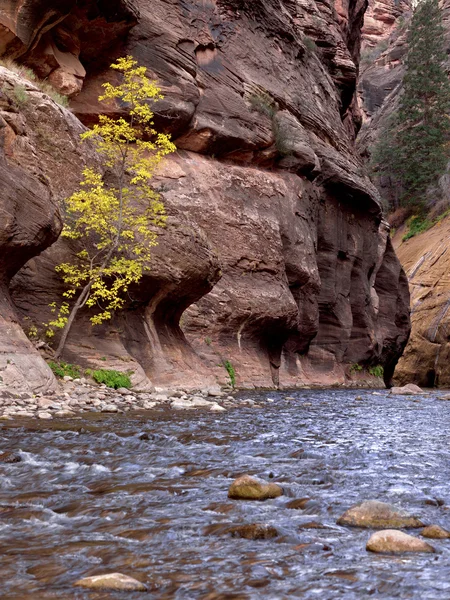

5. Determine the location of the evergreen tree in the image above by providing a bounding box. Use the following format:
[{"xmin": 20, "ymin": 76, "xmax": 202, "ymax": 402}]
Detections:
[{"xmin": 372, "ymin": 0, "xmax": 450, "ymax": 212}]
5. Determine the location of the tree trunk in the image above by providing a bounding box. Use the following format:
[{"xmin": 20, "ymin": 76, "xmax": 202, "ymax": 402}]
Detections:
[{"xmin": 54, "ymin": 282, "xmax": 92, "ymax": 360}]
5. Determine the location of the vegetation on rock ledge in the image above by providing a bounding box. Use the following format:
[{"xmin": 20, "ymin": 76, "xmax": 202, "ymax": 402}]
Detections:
[{"xmin": 371, "ymin": 0, "xmax": 450, "ymax": 220}]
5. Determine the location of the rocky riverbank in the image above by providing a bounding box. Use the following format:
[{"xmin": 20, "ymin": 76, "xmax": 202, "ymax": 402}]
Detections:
[{"xmin": 1, "ymin": 388, "xmax": 450, "ymax": 598}]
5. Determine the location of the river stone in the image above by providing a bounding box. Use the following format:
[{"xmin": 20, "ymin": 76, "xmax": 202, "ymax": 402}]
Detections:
[
  {"xmin": 390, "ymin": 384, "xmax": 423, "ymax": 396},
  {"xmin": 228, "ymin": 475, "xmax": 283, "ymax": 500},
  {"xmin": 229, "ymin": 524, "xmax": 279, "ymax": 540},
  {"xmin": 101, "ymin": 404, "xmax": 119, "ymax": 413},
  {"xmin": 74, "ymin": 573, "xmax": 147, "ymax": 591},
  {"xmin": 0, "ymin": 451, "xmax": 21, "ymax": 463},
  {"xmin": 171, "ymin": 397, "xmax": 214, "ymax": 410},
  {"xmin": 366, "ymin": 530, "xmax": 435, "ymax": 554},
  {"xmin": 421, "ymin": 524, "xmax": 450, "ymax": 539},
  {"xmin": 337, "ymin": 500, "xmax": 424, "ymax": 528},
  {"xmin": 286, "ymin": 497, "xmax": 311, "ymax": 510},
  {"xmin": 37, "ymin": 411, "xmax": 53, "ymax": 420},
  {"xmin": 210, "ymin": 403, "xmax": 227, "ymax": 412}
]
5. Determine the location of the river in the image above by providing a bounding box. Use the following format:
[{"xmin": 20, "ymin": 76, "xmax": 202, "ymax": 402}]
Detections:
[{"xmin": 0, "ymin": 389, "xmax": 449, "ymax": 599}]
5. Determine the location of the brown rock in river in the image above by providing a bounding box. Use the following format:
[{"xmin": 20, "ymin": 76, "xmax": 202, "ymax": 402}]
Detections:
[
  {"xmin": 366, "ymin": 530, "xmax": 435, "ymax": 554},
  {"xmin": 337, "ymin": 500, "xmax": 424, "ymax": 528},
  {"xmin": 421, "ymin": 525, "xmax": 450, "ymax": 539},
  {"xmin": 74, "ymin": 573, "xmax": 147, "ymax": 591},
  {"xmin": 0, "ymin": 451, "xmax": 21, "ymax": 463},
  {"xmin": 286, "ymin": 498, "xmax": 312, "ymax": 510},
  {"xmin": 229, "ymin": 524, "xmax": 279, "ymax": 540},
  {"xmin": 228, "ymin": 475, "xmax": 283, "ymax": 501},
  {"xmin": 390, "ymin": 384, "xmax": 423, "ymax": 396}
]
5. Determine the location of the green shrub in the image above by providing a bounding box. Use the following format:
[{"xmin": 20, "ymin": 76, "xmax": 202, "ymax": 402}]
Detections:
[
  {"xmin": 402, "ymin": 215, "xmax": 432, "ymax": 241},
  {"xmin": 303, "ymin": 36, "xmax": 317, "ymax": 53},
  {"xmin": 48, "ymin": 361, "xmax": 81, "ymax": 379},
  {"xmin": 350, "ymin": 363, "xmax": 363, "ymax": 374},
  {"xmin": 224, "ymin": 360, "xmax": 236, "ymax": 388},
  {"xmin": 368, "ymin": 365, "xmax": 384, "ymax": 378},
  {"xmin": 13, "ymin": 84, "xmax": 28, "ymax": 105},
  {"xmin": 87, "ymin": 369, "xmax": 132, "ymax": 389},
  {"xmin": 0, "ymin": 58, "xmax": 69, "ymax": 107},
  {"xmin": 248, "ymin": 91, "xmax": 277, "ymax": 119}
]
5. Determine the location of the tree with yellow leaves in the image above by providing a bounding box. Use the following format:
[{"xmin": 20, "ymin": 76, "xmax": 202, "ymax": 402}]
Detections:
[{"xmin": 49, "ymin": 56, "xmax": 176, "ymax": 359}]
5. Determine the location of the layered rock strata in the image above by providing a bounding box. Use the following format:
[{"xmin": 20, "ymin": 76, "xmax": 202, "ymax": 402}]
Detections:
[
  {"xmin": 393, "ymin": 217, "xmax": 450, "ymax": 387},
  {"xmin": 0, "ymin": 0, "xmax": 410, "ymax": 390}
]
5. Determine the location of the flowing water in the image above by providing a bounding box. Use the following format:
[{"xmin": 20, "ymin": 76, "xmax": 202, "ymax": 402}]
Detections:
[{"xmin": 1, "ymin": 389, "xmax": 450, "ymax": 599}]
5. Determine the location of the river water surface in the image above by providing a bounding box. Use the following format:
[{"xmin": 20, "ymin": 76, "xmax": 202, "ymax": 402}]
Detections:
[{"xmin": 1, "ymin": 389, "xmax": 450, "ymax": 599}]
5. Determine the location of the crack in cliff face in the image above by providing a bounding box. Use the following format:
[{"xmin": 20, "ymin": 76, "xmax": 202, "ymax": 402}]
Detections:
[{"xmin": 0, "ymin": 0, "xmax": 411, "ymax": 390}]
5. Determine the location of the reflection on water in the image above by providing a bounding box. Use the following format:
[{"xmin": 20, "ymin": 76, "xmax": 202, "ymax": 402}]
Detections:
[{"xmin": 0, "ymin": 389, "xmax": 450, "ymax": 598}]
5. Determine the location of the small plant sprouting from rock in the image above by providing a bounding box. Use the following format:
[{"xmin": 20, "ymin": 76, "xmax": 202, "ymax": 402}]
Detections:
[
  {"xmin": 369, "ymin": 365, "xmax": 384, "ymax": 378},
  {"xmin": 224, "ymin": 360, "xmax": 236, "ymax": 388},
  {"xmin": 303, "ymin": 36, "xmax": 317, "ymax": 54},
  {"xmin": 13, "ymin": 84, "xmax": 28, "ymax": 106},
  {"xmin": 349, "ymin": 363, "xmax": 363, "ymax": 374},
  {"xmin": 48, "ymin": 361, "xmax": 81, "ymax": 379},
  {"xmin": 86, "ymin": 369, "xmax": 132, "ymax": 389},
  {"xmin": 0, "ymin": 58, "xmax": 69, "ymax": 107},
  {"xmin": 247, "ymin": 90, "xmax": 278, "ymax": 119},
  {"xmin": 205, "ymin": 337, "xmax": 212, "ymax": 346}
]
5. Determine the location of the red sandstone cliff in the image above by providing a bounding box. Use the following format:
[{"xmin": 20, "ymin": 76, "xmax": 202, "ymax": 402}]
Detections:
[{"xmin": 0, "ymin": 0, "xmax": 410, "ymax": 391}]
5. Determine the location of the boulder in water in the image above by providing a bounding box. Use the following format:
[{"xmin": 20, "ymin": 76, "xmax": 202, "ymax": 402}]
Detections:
[
  {"xmin": 366, "ymin": 530, "xmax": 435, "ymax": 554},
  {"xmin": 74, "ymin": 573, "xmax": 147, "ymax": 591},
  {"xmin": 286, "ymin": 498, "xmax": 312, "ymax": 510},
  {"xmin": 421, "ymin": 524, "xmax": 450, "ymax": 539},
  {"xmin": 337, "ymin": 500, "xmax": 423, "ymax": 528},
  {"xmin": 228, "ymin": 475, "xmax": 283, "ymax": 500},
  {"xmin": 229, "ymin": 523, "xmax": 279, "ymax": 540},
  {"xmin": 390, "ymin": 384, "xmax": 423, "ymax": 396},
  {"xmin": 0, "ymin": 451, "xmax": 21, "ymax": 463}
]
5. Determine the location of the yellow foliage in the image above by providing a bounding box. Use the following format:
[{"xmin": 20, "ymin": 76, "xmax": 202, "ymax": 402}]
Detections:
[{"xmin": 50, "ymin": 56, "xmax": 175, "ymax": 335}]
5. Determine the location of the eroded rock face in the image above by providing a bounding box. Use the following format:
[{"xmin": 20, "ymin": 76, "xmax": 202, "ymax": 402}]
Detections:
[
  {"xmin": 362, "ymin": 0, "xmax": 411, "ymax": 49},
  {"xmin": 392, "ymin": 217, "xmax": 450, "ymax": 387},
  {"xmin": 0, "ymin": 67, "xmax": 64, "ymax": 392},
  {"xmin": 0, "ymin": 0, "xmax": 138, "ymax": 96},
  {"xmin": 3, "ymin": 0, "xmax": 410, "ymax": 391}
]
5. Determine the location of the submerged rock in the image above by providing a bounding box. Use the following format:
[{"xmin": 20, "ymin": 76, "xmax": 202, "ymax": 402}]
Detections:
[
  {"xmin": 74, "ymin": 573, "xmax": 147, "ymax": 591},
  {"xmin": 390, "ymin": 384, "xmax": 423, "ymax": 396},
  {"xmin": 337, "ymin": 500, "xmax": 424, "ymax": 528},
  {"xmin": 366, "ymin": 530, "xmax": 435, "ymax": 554},
  {"xmin": 229, "ymin": 524, "xmax": 279, "ymax": 540},
  {"xmin": 421, "ymin": 524, "xmax": 450, "ymax": 539},
  {"xmin": 0, "ymin": 451, "xmax": 21, "ymax": 463},
  {"xmin": 286, "ymin": 498, "xmax": 312, "ymax": 510},
  {"xmin": 298, "ymin": 521, "xmax": 328, "ymax": 529},
  {"xmin": 228, "ymin": 475, "xmax": 283, "ymax": 500}
]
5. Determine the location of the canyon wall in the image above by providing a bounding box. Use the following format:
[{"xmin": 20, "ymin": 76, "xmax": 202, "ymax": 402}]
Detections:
[
  {"xmin": 0, "ymin": 0, "xmax": 410, "ymax": 391},
  {"xmin": 358, "ymin": 0, "xmax": 450, "ymax": 387}
]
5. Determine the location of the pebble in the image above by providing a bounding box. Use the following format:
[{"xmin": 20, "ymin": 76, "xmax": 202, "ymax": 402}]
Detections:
[
  {"xmin": 210, "ymin": 403, "xmax": 227, "ymax": 412},
  {"xmin": 421, "ymin": 524, "xmax": 450, "ymax": 539},
  {"xmin": 37, "ymin": 411, "xmax": 53, "ymax": 420},
  {"xmin": 74, "ymin": 573, "xmax": 147, "ymax": 591},
  {"xmin": 228, "ymin": 475, "xmax": 283, "ymax": 500},
  {"xmin": 366, "ymin": 530, "xmax": 435, "ymax": 554},
  {"xmin": 337, "ymin": 500, "xmax": 423, "ymax": 529}
]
